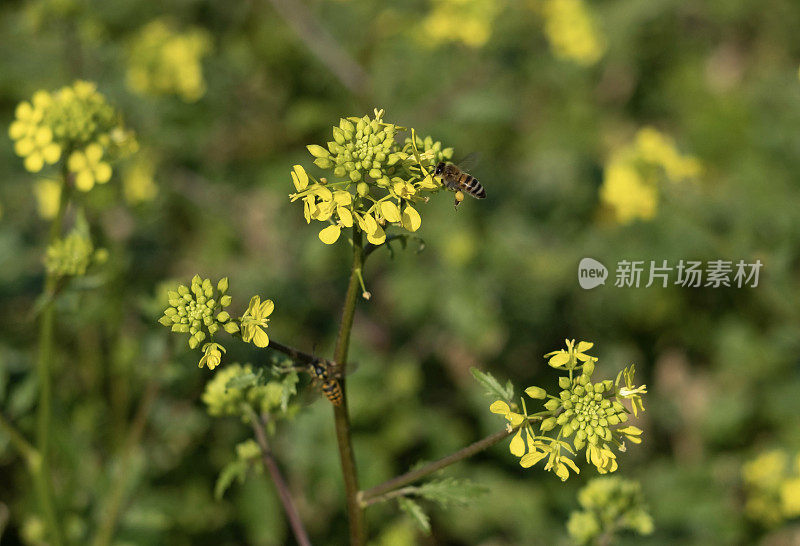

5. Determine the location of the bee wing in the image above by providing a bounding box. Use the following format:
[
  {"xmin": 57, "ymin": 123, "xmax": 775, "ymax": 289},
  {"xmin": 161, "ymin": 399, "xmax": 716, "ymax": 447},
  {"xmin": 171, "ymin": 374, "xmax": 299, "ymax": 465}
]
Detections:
[{"xmin": 455, "ymin": 152, "xmax": 482, "ymax": 171}]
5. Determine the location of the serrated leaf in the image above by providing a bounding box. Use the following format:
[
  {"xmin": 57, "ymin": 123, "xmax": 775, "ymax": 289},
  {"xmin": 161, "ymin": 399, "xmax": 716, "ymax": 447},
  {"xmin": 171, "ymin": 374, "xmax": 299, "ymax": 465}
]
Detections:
[
  {"xmin": 417, "ymin": 478, "xmax": 488, "ymax": 508},
  {"xmin": 225, "ymin": 372, "xmax": 258, "ymax": 391},
  {"xmin": 398, "ymin": 497, "xmax": 430, "ymax": 534},
  {"xmin": 214, "ymin": 460, "xmax": 248, "ymax": 500},
  {"xmin": 470, "ymin": 367, "xmax": 514, "ymax": 402},
  {"xmin": 280, "ymin": 371, "xmax": 299, "ymax": 412}
]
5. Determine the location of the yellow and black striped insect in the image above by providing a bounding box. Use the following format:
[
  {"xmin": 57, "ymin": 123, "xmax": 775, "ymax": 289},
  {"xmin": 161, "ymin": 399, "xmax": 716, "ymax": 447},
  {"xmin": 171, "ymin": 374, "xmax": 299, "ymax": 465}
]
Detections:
[
  {"xmin": 308, "ymin": 359, "xmax": 343, "ymax": 406},
  {"xmin": 433, "ymin": 159, "xmax": 486, "ymax": 208}
]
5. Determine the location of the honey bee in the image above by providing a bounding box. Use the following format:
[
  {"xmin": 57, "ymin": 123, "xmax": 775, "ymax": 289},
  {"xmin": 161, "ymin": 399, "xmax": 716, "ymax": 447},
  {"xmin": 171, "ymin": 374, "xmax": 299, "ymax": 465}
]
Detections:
[
  {"xmin": 433, "ymin": 159, "xmax": 486, "ymax": 208},
  {"xmin": 308, "ymin": 359, "xmax": 343, "ymax": 406}
]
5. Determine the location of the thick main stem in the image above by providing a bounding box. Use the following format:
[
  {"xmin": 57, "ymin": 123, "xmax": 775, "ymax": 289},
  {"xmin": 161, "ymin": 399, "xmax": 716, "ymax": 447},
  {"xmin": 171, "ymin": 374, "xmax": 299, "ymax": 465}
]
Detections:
[
  {"xmin": 249, "ymin": 410, "xmax": 312, "ymax": 546},
  {"xmin": 34, "ymin": 169, "xmax": 71, "ymax": 546},
  {"xmin": 332, "ymin": 228, "xmax": 366, "ymax": 545}
]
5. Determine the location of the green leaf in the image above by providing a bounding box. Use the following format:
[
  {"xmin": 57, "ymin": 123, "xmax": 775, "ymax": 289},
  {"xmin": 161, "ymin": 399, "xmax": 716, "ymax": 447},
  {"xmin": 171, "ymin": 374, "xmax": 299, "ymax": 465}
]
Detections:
[
  {"xmin": 214, "ymin": 460, "xmax": 248, "ymax": 500},
  {"xmin": 417, "ymin": 478, "xmax": 488, "ymax": 508},
  {"xmin": 280, "ymin": 371, "xmax": 299, "ymax": 412},
  {"xmin": 398, "ymin": 497, "xmax": 431, "ymax": 534},
  {"xmin": 470, "ymin": 367, "xmax": 514, "ymax": 402}
]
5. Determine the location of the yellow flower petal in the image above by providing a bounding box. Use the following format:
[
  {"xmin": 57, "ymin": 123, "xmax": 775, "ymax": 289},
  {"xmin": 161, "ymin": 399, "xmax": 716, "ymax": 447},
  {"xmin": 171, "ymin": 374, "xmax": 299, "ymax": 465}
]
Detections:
[
  {"xmin": 319, "ymin": 224, "xmax": 341, "ymax": 244},
  {"xmin": 509, "ymin": 429, "xmax": 525, "ymax": 457},
  {"xmin": 252, "ymin": 327, "xmax": 270, "ymax": 348},
  {"xmin": 401, "ymin": 205, "xmax": 421, "ymax": 232},
  {"xmin": 291, "ymin": 165, "xmax": 308, "ymax": 191},
  {"xmin": 337, "ymin": 206, "xmax": 353, "ymax": 227},
  {"xmin": 489, "ymin": 400, "xmax": 510, "ymax": 415},
  {"xmin": 42, "ymin": 143, "xmax": 62, "ymax": 164},
  {"xmin": 94, "ymin": 162, "xmax": 112, "ymax": 184},
  {"xmin": 85, "ymin": 143, "xmax": 104, "ymax": 163},
  {"xmin": 75, "ymin": 170, "xmax": 95, "ymax": 191},
  {"xmin": 548, "ymin": 352, "xmax": 570, "ymax": 367},
  {"xmin": 258, "ymin": 299, "xmax": 274, "ymax": 318},
  {"xmin": 24, "ymin": 153, "xmax": 44, "ymax": 173},
  {"xmin": 68, "ymin": 151, "xmax": 87, "ymax": 172},
  {"xmin": 379, "ymin": 201, "xmax": 401, "ymax": 223},
  {"xmin": 520, "ymin": 450, "xmax": 548, "ymax": 468},
  {"xmin": 366, "ymin": 222, "xmax": 386, "ymax": 245}
]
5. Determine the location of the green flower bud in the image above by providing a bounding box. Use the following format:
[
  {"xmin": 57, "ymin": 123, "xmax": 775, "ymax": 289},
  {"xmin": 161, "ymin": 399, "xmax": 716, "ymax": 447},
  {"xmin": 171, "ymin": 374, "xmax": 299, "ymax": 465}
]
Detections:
[
  {"xmin": 357, "ymin": 182, "xmax": 369, "ymax": 197},
  {"xmin": 314, "ymin": 157, "xmax": 332, "ymax": 169},
  {"xmin": 307, "ymin": 144, "xmax": 330, "ymax": 158},
  {"xmin": 541, "ymin": 417, "xmax": 557, "ymax": 432},
  {"xmin": 525, "ymin": 386, "xmax": 547, "ymax": 399},
  {"xmin": 544, "ymin": 398, "xmax": 561, "ymax": 411},
  {"xmin": 559, "ymin": 377, "xmax": 572, "ymax": 389}
]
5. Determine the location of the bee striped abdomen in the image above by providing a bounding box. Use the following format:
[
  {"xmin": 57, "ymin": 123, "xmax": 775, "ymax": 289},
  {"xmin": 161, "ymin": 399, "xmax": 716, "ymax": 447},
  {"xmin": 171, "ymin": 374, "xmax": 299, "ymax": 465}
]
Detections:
[
  {"xmin": 460, "ymin": 174, "xmax": 486, "ymax": 199},
  {"xmin": 321, "ymin": 380, "xmax": 343, "ymax": 405}
]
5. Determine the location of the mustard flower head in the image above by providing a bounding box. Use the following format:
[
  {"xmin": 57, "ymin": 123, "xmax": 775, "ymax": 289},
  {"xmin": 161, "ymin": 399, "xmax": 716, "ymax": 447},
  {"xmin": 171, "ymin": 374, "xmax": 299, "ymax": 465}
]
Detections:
[
  {"xmin": 487, "ymin": 339, "xmax": 647, "ymax": 480},
  {"xmin": 8, "ymin": 81, "xmax": 136, "ymax": 186},
  {"xmin": 539, "ymin": 0, "xmax": 606, "ymax": 66},
  {"xmin": 600, "ymin": 127, "xmax": 702, "ymax": 223},
  {"xmin": 126, "ymin": 19, "xmax": 212, "ymax": 102},
  {"xmin": 567, "ymin": 477, "xmax": 653, "ymax": 545},
  {"xmin": 290, "ymin": 109, "xmax": 454, "ymax": 245},
  {"xmin": 742, "ymin": 449, "xmax": 800, "ymax": 527},
  {"xmin": 240, "ymin": 295, "xmax": 273, "ymax": 348},
  {"xmin": 159, "ymin": 275, "xmax": 239, "ymax": 349},
  {"xmin": 418, "ymin": 0, "xmax": 501, "ymax": 48}
]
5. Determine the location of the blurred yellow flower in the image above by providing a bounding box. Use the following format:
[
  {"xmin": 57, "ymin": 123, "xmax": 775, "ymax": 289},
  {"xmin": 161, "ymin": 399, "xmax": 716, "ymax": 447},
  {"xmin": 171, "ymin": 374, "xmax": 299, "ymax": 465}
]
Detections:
[
  {"xmin": 34, "ymin": 179, "xmax": 61, "ymax": 219},
  {"xmin": 123, "ymin": 154, "xmax": 158, "ymax": 204},
  {"xmin": 9, "ymin": 93, "xmax": 61, "ymax": 173},
  {"xmin": 127, "ymin": 19, "xmax": 211, "ymax": 102},
  {"xmin": 600, "ymin": 127, "xmax": 701, "ymax": 224},
  {"xmin": 419, "ymin": 0, "xmax": 500, "ymax": 48},
  {"xmin": 68, "ymin": 143, "xmax": 112, "ymax": 191},
  {"xmin": 540, "ymin": 0, "xmax": 606, "ymax": 66}
]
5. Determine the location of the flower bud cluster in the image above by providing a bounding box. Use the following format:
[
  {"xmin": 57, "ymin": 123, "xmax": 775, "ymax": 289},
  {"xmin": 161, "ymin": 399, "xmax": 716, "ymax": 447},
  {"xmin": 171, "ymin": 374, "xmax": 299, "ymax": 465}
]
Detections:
[
  {"xmin": 290, "ymin": 109, "xmax": 454, "ymax": 245},
  {"xmin": 490, "ymin": 339, "xmax": 646, "ymax": 480},
  {"xmin": 44, "ymin": 213, "xmax": 107, "ymax": 277},
  {"xmin": 567, "ymin": 477, "xmax": 653, "ymax": 545},
  {"xmin": 158, "ymin": 275, "xmax": 239, "ymax": 351}
]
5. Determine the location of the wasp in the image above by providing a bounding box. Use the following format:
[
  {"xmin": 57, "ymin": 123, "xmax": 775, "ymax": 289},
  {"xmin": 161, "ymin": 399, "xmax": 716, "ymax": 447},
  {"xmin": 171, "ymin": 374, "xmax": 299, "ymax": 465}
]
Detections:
[{"xmin": 307, "ymin": 359, "xmax": 343, "ymax": 406}]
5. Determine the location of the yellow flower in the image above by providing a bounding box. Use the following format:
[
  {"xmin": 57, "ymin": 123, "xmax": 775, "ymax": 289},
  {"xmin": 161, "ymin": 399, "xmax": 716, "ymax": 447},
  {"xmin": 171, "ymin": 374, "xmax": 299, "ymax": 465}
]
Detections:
[
  {"xmin": 780, "ymin": 478, "xmax": 800, "ymax": 517},
  {"xmin": 540, "ymin": 0, "xmax": 606, "ymax": 66},
  {"xmin": 615, "ymin": 365, "xmax": 646, "ymax": 417},
  {"xmin": 544, "ymin": 339, "xmax": 594, "ymax": 368},
  {"xmin": 123, "ymin": 154, "xmax": 158, "ymax": 204},
  {"xmin": 10, "ymin": 96, "xmax": 62, "ymax": 173},
  {"xmin": 33, "ymin": 179, "xmax": 61, "ymax": 219},
  {"xmin": 199, "ymin": 342, "xmax": 226, "ymax": 370},
  {"xmin": 489, "ymin": 400, "xmax": 525, "ymax": 426},
  {"xmin": 240, "ymin": 295, "xmax": 273, "ymax": 348},
  {"xmin": 68, "ymin": 144, "xmax": 112, "ymax": 191}
]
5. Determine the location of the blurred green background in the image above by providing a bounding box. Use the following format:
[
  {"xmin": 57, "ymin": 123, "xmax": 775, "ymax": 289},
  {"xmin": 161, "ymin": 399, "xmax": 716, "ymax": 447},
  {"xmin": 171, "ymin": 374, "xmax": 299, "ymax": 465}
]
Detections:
[{"xmin": 2, "ymin": 0, "xmax": 800, "ymax": 544}]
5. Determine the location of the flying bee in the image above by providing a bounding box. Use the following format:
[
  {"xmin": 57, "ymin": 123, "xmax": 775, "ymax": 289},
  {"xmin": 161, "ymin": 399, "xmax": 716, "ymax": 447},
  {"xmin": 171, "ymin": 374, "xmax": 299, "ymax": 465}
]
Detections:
[
  {"xmin": 432, "ymin": 156, "xmax": 486, "ymax": 208},
  {"xmin": 308, "ymin": 359, "xmax": 343, "ymax": 406}
]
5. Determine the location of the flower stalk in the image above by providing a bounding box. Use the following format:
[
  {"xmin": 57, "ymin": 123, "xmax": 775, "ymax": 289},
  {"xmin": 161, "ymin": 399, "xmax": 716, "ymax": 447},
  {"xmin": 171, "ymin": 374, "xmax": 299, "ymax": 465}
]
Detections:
[
  {"xmin": 33, "ymin": 165, "xmax": 71, "ymax": 546},
  {"xmin": 332, "ymin": 227, "xmax": 366, "ymax": 545}
]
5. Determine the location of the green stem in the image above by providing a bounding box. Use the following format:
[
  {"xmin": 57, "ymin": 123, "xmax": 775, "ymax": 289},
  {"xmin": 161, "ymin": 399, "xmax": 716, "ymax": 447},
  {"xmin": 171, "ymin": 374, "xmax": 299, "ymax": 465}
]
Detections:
[
  {"xmin": 34, "ymin": 167, "xmax": 71, "ymax": 546},
  {"xmin": 359, "ymin": 417, "xmax": 543, "ymax": 506},
  {"xmin": 332, "ymin": 227, "xmax": 366, "ymax": 545},
  {"xmin": 246, "ymin": 407, "xmax": 312, "ymax": 546}
]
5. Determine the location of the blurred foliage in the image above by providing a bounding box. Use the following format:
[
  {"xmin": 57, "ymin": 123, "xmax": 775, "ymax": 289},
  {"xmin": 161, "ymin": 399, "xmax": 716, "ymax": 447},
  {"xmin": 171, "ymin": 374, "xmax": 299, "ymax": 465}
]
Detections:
[{"xmin": 1, "ymin": 0, "xmax": 800, "ymax": 544}]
